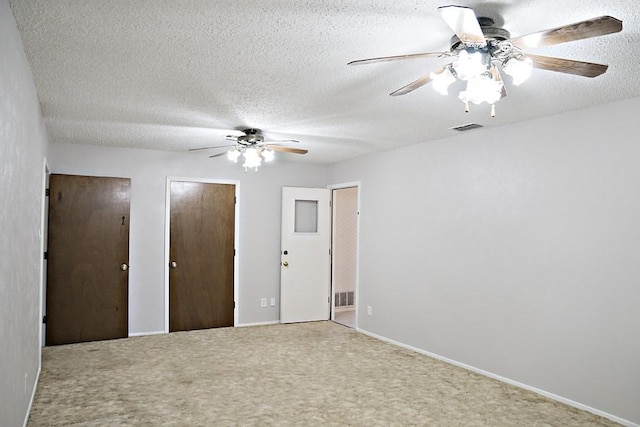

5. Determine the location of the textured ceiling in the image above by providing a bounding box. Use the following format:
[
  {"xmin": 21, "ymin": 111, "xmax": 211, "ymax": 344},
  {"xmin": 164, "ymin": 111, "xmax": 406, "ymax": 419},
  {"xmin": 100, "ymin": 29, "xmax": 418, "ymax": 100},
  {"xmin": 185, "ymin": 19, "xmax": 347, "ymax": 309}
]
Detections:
[{"xmin": 10, "ymin": 0, "xmax": 640, "ymax": 164}]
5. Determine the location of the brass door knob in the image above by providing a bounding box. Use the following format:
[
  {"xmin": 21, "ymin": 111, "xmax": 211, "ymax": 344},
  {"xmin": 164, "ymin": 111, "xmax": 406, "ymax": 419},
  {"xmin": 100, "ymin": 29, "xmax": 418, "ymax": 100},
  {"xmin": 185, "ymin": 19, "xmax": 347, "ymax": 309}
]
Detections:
[
  {"xmin": 121, "ymin": 263, "xmax": 129, "ymax": 271},
  {"xmin": 282, "ymin": 261, "xmax": 289, "ymax": 267},
  {"xmin": 170, "ymin": 261, "xmax": 178, "ymax": 268}
]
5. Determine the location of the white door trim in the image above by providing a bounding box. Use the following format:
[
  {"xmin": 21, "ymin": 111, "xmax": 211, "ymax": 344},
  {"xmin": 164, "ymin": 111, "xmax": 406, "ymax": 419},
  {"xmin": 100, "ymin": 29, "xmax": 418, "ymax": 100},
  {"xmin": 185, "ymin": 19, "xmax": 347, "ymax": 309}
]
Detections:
[
  {"xmin": 328, "ymin": 182, "xmax": 361, "ymax": 328},
  {"xmin": 164, "ymin": 177, "xmax": 240, "ymax": 333}
]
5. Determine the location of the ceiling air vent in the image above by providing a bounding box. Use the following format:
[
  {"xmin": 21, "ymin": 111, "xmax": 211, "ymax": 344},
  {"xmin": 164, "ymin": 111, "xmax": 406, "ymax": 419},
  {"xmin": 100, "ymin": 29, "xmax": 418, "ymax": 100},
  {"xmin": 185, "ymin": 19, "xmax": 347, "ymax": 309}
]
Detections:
[{"xmin": 451, "ymin": 123, "xmax": 483, "ymax": 132}]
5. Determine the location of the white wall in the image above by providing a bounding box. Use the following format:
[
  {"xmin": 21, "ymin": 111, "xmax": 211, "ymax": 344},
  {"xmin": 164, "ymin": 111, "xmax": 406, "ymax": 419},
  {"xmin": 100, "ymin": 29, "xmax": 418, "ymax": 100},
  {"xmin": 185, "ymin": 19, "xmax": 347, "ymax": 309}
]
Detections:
[
  {"xmin": 49, "ymin": 143, "xmax": 328, "ymax": 332},
  {"xmin": 0, "ymin": 0, "xmax": 49, "ymax": 425},
  {"xmin": 329, "ymin": 96, "xmax": 640, "ymax": 425}
]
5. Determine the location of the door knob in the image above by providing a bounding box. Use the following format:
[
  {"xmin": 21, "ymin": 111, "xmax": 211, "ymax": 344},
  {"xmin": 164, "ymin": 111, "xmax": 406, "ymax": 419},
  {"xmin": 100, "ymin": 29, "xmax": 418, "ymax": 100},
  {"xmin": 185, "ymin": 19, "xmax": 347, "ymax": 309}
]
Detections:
[
  {"xmin": 121, "ymin": 263, "xmax": 129, "ymax": 271},
  {"xmin": 170, "ymin": 261, "xmax": 178, "ymax": 268},
  {"xmin": 282, "ymin": 261, "xmax": 289, "ymax": 267}
]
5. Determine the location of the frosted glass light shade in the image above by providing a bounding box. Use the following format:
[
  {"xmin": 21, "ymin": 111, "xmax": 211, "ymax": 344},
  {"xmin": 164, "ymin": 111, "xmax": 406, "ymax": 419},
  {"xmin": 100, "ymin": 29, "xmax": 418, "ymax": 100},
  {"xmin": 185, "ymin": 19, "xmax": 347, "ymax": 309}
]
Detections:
[
  {"xmin": 227, "ymin": 149, "xmax": 241, "ymax": 163},
  {"xmin": 503, "ymin": 56, "xmax": 533, "ymax": 86},
  {"xmin": 452, "ymin": 50, "xmax": 489, "ymax": 81},
  {"xmin": 458, "ymin": 74, "xmax": 503, "ymax": 105},
  {"xmin": 430, "ymin": 67, "xmax": 456, "ymax": 95},
  {"xmin": 262, "ymin": 148, "xmax": 275, "ymax": 162},
  {"xmin": 242, "ymin": 147, "xmax": 262, "ymax": 169}
]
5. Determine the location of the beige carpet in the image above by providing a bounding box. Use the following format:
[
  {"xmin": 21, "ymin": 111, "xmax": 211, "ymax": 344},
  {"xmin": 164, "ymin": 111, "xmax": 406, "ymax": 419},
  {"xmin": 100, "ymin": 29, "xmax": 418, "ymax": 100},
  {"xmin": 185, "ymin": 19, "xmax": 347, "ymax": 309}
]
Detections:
[{"xmin": 29, "ymin": 321, "xmax": 619, "ymax": 426}]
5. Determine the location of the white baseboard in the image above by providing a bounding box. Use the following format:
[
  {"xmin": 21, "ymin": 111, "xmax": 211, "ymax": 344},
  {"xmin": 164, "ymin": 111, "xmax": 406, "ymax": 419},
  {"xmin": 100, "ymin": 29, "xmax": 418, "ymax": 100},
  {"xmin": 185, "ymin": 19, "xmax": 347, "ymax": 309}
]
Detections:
[
  {"xmin": 23, "ymin": 366, "xmax": 41, "ymax": 427},
  {"xmin": 236, "ymin": 320, "xmax": 280, "ymax": 328},
  {"xmin": 356, "ymin": 327, "xmax": 638, "ymax": 427},
  {"xmin": 128, "ymin": 330, "xmax": 165, "ymax": 337}
]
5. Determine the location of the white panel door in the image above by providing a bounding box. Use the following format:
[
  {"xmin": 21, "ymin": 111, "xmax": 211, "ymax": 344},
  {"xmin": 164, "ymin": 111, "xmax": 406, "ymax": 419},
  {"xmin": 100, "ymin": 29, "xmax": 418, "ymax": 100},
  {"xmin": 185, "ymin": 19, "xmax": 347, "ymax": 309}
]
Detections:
[{"xmin": 280, "ymin": 187, "xmax": 331, "ymax": 323}]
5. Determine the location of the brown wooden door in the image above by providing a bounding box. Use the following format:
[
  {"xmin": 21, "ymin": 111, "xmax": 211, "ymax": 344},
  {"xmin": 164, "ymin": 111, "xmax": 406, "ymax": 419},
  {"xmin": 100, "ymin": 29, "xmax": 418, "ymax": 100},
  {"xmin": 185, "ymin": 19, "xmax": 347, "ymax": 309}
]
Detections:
[
  {"xmin": 46, "ymin": 174, "xmax": 130, "ymax": 345},
  {"xmin": 169, "ymin": 181, "xmax": 235, "ymax": 332}
]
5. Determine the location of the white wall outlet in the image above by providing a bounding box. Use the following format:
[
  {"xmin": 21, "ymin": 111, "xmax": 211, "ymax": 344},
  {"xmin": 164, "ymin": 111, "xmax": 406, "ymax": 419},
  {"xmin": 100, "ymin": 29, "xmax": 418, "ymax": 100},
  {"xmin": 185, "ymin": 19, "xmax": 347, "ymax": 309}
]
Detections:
[
  {"xmin": 270, "ymin": 297, "xmax": 276, "ymax": 307},
  {"xmin": 260, "ymin": 298, "xmax": 267, "ymax": 308},
  {"xmin": 367, "ymin": 305, "xmax": 372, "ymax": 316}
]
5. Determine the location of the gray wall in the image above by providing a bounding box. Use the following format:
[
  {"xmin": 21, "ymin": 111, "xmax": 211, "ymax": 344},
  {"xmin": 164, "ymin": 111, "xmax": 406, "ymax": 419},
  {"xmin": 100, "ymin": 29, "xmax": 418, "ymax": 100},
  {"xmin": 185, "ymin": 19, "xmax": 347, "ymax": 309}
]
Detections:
[
  {"xmin": 328, "ymin": 96, "xmax": 640, "ymax": 425},
  {"xmin": 0, "ymin": 0, "xmax": 49, "ymax": 425},
  {"xmin": 49, "ymin": 143, "xmax": 328, "ymax": 333}
]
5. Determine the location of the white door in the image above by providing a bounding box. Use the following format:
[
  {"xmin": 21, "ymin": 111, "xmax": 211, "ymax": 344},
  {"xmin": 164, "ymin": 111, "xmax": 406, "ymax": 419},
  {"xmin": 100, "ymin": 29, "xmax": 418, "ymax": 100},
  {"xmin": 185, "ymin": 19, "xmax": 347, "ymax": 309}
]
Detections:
[{"xmin": 280, "ymin": 187, "xmax": 331, "ymax": 323}]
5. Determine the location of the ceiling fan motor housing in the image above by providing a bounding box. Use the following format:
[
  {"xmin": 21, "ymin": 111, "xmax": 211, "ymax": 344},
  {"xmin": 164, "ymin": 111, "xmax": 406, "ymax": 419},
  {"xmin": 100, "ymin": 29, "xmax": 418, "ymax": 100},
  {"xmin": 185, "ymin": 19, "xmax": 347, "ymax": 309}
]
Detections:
[
  {"xmin": 449, "ymin": 17, "xmax": 511, "ymax": 51},
  {"xmin": 237, "ymin": 128, "xmax": 264, "ymax": 146}
]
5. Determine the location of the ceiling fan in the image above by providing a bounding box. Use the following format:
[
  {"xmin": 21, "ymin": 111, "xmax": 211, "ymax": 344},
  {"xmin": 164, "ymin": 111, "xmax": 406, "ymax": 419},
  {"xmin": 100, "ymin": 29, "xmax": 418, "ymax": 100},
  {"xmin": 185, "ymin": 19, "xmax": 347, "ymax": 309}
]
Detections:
[
  {"xmin": 349, "ymin": 5, "xmax": 622, "ymax": 116},
  {"xmin": 189, "ymin": 128, "xmax": 307, "ymax": 171}
]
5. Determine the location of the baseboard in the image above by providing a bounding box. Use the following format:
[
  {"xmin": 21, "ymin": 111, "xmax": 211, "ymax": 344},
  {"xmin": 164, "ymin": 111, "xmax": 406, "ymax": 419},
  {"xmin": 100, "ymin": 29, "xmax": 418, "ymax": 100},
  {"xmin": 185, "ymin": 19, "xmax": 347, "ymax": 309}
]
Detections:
[
  {"xmin": 23, "ymin": 366, "xmax": 41, "ymax": 427},
  {"xmin": 128, "ymin": 330, "xmax": 165, "ymax": 337},
  {"xmin": 236, "ymin": 320, "xmax": 280, "ymax": 328},
  {"xmin": 356, "ymin": 327, "xmax": 638, "ymax": 427}
]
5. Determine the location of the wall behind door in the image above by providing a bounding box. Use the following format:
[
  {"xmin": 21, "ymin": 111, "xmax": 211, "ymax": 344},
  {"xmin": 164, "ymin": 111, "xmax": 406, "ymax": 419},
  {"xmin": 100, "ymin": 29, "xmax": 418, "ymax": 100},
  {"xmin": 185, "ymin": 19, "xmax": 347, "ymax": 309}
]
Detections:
[
  {"xmin": 49, "ymin": 143, "xmax": 328, "ymax": 333},
  {"xmin": 332, "ymin": 187, "xmax": 358, "ymax": 299}
]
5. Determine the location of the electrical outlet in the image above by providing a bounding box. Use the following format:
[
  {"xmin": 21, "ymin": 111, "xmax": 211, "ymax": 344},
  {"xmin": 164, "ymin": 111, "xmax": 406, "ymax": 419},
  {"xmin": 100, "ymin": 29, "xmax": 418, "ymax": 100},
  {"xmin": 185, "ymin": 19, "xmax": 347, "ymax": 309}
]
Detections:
[
  {"xmin": 367, "ymin": 305, "xmax": 372, "ymax": 316},
  {"xmin": 270, "ymin": 297, "xmax": 276, "ymax": 307},
  {"xmin": 260, "ymin": 298, "xmax": 267, "ymax": 308}
]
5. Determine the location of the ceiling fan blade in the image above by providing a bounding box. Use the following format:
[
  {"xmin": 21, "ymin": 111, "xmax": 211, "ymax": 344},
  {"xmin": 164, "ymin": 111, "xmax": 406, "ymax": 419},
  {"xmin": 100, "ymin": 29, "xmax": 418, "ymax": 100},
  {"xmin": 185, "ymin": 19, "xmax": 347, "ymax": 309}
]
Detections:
[
  {"xmin": 264, "ymin": 139, "xmax": 300, "ymax": 144},
  {"xmin": 208, "ymin": 152, "xmax": 227, "ymax": 158},
  {"xmin": 348, "ymin": 52, "xmax": 448, "ymax": 66},
  {"xmin": 189, "ymin": 144, "xmax": 236, "ymax": 152},
  {"xmin": 268, "ymin": 145, "xmax": 308, "ymax": 155},
  {"xmin": 510, "ymin": 16, "xmax": 622, "ymax": 49},
  {"xmin": 438, "ymin": 5, "xmax": 486, "ymax": 46},
  {"xmin": 389, "ymin": 67, "xmax": 444, "ymax": 96},
  {"xmin": 526, "ymin": 53, "xmax": 608, "ymax": 77}
]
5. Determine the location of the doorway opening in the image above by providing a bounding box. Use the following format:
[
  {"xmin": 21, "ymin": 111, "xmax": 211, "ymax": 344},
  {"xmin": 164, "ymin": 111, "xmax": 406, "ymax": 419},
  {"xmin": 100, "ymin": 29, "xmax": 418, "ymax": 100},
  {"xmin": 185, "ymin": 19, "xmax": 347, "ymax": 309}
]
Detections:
[{"xmin": 331, "ymin": 185, "xmax": 359, "ymax": 329}]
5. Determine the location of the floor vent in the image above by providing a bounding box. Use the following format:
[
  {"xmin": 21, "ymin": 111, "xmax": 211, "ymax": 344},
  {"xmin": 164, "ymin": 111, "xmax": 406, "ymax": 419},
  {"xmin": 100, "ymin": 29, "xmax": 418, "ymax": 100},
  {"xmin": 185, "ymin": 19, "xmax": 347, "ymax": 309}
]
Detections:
[
  {"xmin": 451, "ymin": 123, "xmax": 483, "ymax": 132},
  {"xmin": 335, "ymin": 291, "xmax": 354, "ymax": 307}
]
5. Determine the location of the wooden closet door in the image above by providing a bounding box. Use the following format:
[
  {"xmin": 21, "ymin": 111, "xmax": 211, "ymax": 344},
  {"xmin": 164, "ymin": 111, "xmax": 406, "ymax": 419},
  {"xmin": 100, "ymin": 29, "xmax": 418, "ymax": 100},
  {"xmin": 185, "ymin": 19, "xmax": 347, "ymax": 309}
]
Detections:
[
  {"xmin": 169, "ymin": 181, "xmax": 235, "ymax": 332},
  {"xmin": 46, "ymin": 174, "xmax": 130, "ymax": 345}
]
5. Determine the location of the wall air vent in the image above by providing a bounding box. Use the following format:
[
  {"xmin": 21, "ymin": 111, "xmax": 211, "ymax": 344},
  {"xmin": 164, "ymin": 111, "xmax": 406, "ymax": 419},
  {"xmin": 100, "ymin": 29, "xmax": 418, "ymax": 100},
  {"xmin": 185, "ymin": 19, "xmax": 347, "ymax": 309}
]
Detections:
[{"xmin": 451, "ymin": 123, "xmax": 483, "ymax": 132}]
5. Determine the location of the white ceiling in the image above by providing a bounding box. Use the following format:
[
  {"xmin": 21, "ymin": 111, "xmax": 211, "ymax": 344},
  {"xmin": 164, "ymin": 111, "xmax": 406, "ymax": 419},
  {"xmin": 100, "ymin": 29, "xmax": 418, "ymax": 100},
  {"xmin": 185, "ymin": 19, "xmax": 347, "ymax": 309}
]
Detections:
[{"xmin": 10, "ymin": 0, "xmax": 640, "ymax": 164}]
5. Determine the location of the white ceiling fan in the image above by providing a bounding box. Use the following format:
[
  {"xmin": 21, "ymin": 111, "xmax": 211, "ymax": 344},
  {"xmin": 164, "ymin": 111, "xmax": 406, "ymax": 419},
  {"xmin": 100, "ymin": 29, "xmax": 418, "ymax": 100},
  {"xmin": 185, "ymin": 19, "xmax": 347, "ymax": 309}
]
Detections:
[
  {"xmin": 189, "ymin": 128, "xmax": 307, "ymax": 172},
  {"xmin": 349, "ymin": 5, "xmax": 623, "ymax": 116}
]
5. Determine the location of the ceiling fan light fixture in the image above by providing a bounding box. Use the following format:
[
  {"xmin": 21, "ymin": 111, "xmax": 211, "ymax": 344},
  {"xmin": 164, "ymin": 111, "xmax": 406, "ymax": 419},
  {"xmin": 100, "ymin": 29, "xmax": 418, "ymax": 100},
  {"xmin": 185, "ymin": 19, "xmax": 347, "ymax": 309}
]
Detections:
[
  {"xmin": 262, "ymin": 148, "xmax": 275, "ymax": 162},
  {"xmin": 458, "ymin": 74, "xmax": 503, "ymax": 106},
  {"xmin": 452, "ymin": 49, "xmax": 490, "ymax": 81},
  {"xmin": 227, "ymin": 148, "xmax": 242, "ymax": 163},
  {"xmin": 242, "ymin": 147, "xmax": 262, "ymax": 171},
  {"xmin": 430, "ymin": 67, "xmax": 456, "ymax": 95},
  {"xmin": 503, "ymin": 56, "xmax": 533, "ymax": 86}
]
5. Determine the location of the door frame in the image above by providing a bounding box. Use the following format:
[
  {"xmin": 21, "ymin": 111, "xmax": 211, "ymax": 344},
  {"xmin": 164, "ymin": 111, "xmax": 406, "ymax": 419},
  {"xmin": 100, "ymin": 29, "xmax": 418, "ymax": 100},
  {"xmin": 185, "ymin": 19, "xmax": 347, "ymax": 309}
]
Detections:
[
  {"xmin": 164, "ymin": 177, "xmax": 240, "ymax": 333},
  {"xmin": 328, "ymin": 181, "xmax": 361, "ymax": 329},
  {"xmin": 39, "ymin": 159, "xmax": 49, "ymax": 347}
]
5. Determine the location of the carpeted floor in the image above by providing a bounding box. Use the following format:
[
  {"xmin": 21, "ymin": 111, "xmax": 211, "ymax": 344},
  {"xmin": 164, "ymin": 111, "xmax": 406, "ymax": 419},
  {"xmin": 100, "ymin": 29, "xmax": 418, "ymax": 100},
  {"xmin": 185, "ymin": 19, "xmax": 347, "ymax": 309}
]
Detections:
[{"xmin": 29, "ymin": 321, "xmax": 619, "ymax": 426}]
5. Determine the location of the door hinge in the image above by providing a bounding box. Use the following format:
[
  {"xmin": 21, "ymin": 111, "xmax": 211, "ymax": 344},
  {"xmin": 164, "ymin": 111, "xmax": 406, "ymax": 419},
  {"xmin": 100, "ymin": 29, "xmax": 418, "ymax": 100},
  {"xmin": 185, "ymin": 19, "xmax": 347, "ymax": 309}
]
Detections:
[
  {"xmin": 45, "ymin": 188, "xmax": 50, "ymax": 197},
  {"xmin": 43, "ymin": 251, "xmax": 48, "ymax": 260},
  {"xmin": 42, "ymin": 315, "xmax": 47, "ymax": 324},
  {"xmin": 234, "ymin": 196, "xmax": 237, "ymax": 204},
  {"xmin": 329, "ymin": 200, "xmax": 332, "ymax": 208},
  {"xmin": 234, "ymin": 301, "xmax": 236, "ymax": 309},
  {"xmin": 234, "ymin": 249, "xmax": 236, "ymax": 256}
]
